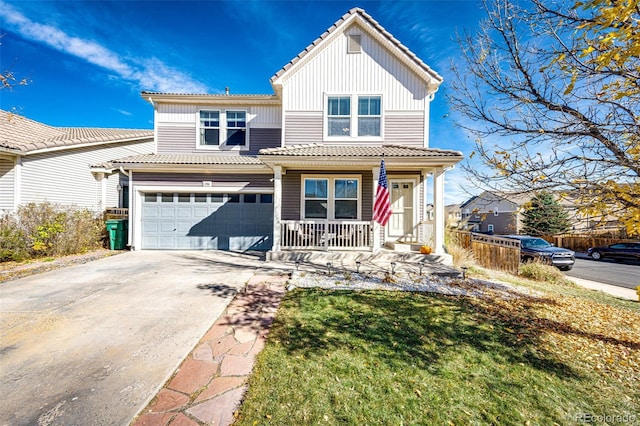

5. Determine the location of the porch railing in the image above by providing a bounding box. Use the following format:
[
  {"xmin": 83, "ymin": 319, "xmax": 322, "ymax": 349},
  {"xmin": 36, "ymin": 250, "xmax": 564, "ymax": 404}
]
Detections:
[{"xmin": 280, "ymin": 220, "xmax": 373, "ymax": 251}]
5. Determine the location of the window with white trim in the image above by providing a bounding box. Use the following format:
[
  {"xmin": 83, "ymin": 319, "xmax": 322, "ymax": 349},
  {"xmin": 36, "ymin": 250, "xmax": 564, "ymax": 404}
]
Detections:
[
  {"xmin": 199, "ymin": 111, "xmax": 220, "ymax": 146},
  {"xmin": 226, "ymin": 111, "xmax": 246, "ymax": 146},
  {"xmin": 358, "ymin": 96, "xmax": 381, "ymax": 136},
  {"xmin": 303, "ymin": 176, "xmax": 360, "ymax": 220},
  {"xmin": 327, "ymin": 97, "xmax": 351, "ymax": 137},
  {"xmin": 326, "ymin": 95, "xmax": 382, "ymax": 139},
  {"xmin": 198, "ymin": 109, "xmax": 248, "ymax": 149}
]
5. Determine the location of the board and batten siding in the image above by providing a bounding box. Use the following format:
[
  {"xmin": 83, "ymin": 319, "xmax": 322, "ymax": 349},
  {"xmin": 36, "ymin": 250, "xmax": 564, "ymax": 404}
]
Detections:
[
  {"xmin": 0, "ymin": 158, "xmax": 15, "ymax": 211},
  {"xmin": 281, "ymin": 170, "xmax": 373, "ymax": 220},
  {"xmin": 19, "ymin": 140, "xmax": 154, "ymax": 211},
  {"xmin": 281, "ymin": 26, "xmax": 430, "ymax": 112},
  {"xmin": 133, "ymin": 173, "xmax": 273, "ymax": 190}
]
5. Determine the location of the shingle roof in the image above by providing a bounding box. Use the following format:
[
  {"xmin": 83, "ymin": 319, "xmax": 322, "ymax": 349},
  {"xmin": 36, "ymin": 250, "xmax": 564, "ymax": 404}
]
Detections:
[
  {"xmin": 0, "ymin": 110, "xmax": 153, "ymax": 154},
  {"xmin": 111, "ymin": 154, "xmax": 265, "ymax": 165},
  {"xmin": 270, "ymin": 7, "xmax": 442, "ymax": 85},
  {"xmin": 259, "ymin": 144, "xmax": 463, "ymax": 158}
]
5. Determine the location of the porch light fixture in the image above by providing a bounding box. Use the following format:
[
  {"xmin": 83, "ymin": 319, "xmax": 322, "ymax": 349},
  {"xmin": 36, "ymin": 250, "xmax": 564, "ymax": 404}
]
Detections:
[
  {"xmin": 355, "ymin": 261, "xmax": 361, "ymax": 273},
  {"xmin": 461, "ymin": 266, "xmax": 468, "ymax": 280},
  {"xmin": 390, "ymin": 262, "xmax": 396, "ymax": 275},
  {"xmin": 419, "ymin": 262, "xmax": 425, "ymax": 276}
]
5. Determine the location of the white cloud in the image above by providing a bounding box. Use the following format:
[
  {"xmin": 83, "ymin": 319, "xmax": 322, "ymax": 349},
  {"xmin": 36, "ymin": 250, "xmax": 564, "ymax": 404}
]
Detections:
[{"xmin": 0, "ymin": 0, "xmax": 208, "ymax": 93}]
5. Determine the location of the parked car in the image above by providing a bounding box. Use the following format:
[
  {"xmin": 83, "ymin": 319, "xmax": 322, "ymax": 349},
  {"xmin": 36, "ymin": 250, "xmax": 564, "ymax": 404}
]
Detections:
[
  {"xmin": 504, "ymin": 235, "xmax": 575, "ymax": 271},
  {"xmin": 587, "ymin": 242, "xmax": 640, "ymax": 262}
]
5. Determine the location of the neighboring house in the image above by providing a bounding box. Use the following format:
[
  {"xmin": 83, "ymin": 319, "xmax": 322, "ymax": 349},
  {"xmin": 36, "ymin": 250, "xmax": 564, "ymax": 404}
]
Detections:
[
  {"xmin": 0, "ymin": 110, "xmax": 154, "ymax": 213},
  {"xmin": 445, "ymin": 204, "xmax": 462, "ymax": 228},
  {"xmin": 111, "ymin": 8, "xmax": 463, "ymax": 254},
  {"xmin": 460, "ymin": 190, "xmax": 623, "ymax": 235},
  {"xmin": 460, "ymin": 191, "xmax": 528, "ymax": 234}
]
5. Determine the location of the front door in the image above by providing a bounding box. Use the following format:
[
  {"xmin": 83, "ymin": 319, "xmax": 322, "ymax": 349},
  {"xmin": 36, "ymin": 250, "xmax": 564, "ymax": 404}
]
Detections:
[{"xmin": 389, "ymin": 181, "xmax": 414, "ymax": 238}]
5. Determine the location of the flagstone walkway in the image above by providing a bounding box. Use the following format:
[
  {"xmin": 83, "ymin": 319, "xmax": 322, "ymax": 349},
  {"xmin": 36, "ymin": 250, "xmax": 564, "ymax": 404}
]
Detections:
[{"xmin": 131, "ymin": 274, "xmax": 288, "ymax": 426}]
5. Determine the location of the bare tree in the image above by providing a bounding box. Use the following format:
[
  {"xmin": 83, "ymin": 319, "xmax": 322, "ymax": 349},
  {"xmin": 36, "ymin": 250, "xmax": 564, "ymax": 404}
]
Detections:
[{"xmin": 449, "ymin": 0, "xmax": 639, "ymax": 235}]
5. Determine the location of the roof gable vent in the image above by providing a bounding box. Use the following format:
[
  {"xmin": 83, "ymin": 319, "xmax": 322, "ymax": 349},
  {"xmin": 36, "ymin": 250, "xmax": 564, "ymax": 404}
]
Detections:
[{"xmin": 347, "ymin": 34, "xmax": 362, "ymax": 53}]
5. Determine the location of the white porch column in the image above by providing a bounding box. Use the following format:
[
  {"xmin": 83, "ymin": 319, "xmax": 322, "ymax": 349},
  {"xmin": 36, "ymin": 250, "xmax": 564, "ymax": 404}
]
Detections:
[
  {"xmin": 433, "ymin": 167, "xmax": 445, "ymax": 255},
  {"xmin": 14, "ymin": 156, "xmax": 22, "ymax": 210},
  {"xmin": 272, "ymin": 166, "xmax": 282, "ymax": 252},
  {"xmin": 372, "ymin": 166, "xmax": 381, "ymax": 251}
]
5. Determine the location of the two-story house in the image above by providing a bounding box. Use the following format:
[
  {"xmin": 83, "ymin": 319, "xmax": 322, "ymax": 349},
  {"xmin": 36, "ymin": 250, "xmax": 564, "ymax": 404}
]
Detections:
[{"xmin": 110, "ymin": 8, "xmax": 463, "ymax": 254}]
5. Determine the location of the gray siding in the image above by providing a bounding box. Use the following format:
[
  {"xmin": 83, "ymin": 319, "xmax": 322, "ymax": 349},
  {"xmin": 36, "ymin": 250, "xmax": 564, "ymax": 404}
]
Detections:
[
  {"xmin": 0, "ymin": 158, "xmax": 15, "ymax": 211},
  {"xmin": 157, "ymin": 126, "xmax": 197, "ymax": 153},
  {"xmin": 385, "ymin": 115, "xmax": 424, "ymax": 147},
  {"xmin": 246, "ymin": 128, "xmax": 281, "ymax": 155},
  {"xmin": 284, "ymin": 113, "xmax": 323, "ymax": 145},
  {"xmin": 134, "ymin": 173, "xmax": 273, "ymax": 190},
  {"xmin": 282, "ymin": 170, "xmax": 373, "ymax": 221},
  {"xmin": 157, "ymin": 126, "xmax": 281, "ymax": 155}
]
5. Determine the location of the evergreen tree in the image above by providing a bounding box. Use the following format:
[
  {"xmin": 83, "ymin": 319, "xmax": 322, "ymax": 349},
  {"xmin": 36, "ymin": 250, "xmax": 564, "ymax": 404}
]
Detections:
[{"xmin": 521, "ymin": 192, "xmax": 570, "ymax": 236}]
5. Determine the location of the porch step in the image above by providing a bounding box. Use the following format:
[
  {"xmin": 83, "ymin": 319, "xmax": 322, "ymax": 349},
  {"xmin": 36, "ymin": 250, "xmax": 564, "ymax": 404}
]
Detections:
[{"xmin": 385, "ymin": 241, "xmax": 423, "ymax": 253}]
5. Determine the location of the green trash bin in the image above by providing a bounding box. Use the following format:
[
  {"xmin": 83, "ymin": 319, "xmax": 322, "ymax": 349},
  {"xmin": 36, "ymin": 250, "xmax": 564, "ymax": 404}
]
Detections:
[{"xmin": 105, "ymin": 219, "xmax": 128, "ymax": 250}]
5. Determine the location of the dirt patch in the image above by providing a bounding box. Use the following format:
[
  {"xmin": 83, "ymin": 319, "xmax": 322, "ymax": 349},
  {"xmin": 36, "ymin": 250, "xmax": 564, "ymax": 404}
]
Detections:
[{"xmin": 0, "ymin": 249, "xmax": 123, "ymax": 284}]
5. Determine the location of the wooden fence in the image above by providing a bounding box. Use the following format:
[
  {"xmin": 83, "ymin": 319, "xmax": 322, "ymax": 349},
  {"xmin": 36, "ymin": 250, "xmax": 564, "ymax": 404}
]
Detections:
[
  {"xmin": 449, "ymin": 231, "xmax": 521, "ymax": 274},
  {"xmin": 540, "ymin": 234, "xmax": 636, "ymax": 252}
]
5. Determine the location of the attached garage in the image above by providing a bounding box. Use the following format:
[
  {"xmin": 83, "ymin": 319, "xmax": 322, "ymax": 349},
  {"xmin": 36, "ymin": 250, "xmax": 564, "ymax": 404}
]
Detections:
[{"xmin": 141, "ymin": 192, "xmax": 273, "ymax": 250}]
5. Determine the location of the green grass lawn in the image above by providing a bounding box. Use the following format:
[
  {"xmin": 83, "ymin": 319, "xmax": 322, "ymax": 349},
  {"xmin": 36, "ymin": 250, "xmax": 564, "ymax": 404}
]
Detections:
[{"xmin": 236, "ymin": 286, "xmax": 639, "ymax": 425}]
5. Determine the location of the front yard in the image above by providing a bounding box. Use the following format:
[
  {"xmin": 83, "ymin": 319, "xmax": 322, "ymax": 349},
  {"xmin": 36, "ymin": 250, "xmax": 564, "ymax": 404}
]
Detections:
[{"xmin": 236, "ymin": 277, "xmax": 639, "ymax": 425}]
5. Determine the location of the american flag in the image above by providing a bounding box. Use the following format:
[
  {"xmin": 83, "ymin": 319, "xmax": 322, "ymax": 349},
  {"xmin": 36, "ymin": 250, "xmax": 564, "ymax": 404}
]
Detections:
[{"xmin": 372, "ymin": 158, "xmax": 392, "ymax": 226}]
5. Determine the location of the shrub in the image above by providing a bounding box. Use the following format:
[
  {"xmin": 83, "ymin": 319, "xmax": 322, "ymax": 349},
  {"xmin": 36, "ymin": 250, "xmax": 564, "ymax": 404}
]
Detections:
[
  {"xmin": 519, "ymin": 260, "xmax": 574, "ymax": 286},
  {"xmin": 1, "ymin": 202, "xmax": 104, "ymax": 262},
  {"xmin": 446, "ymin": 241, "xmax": 476, "ymax": 269},
  {"xmin": 0, "ymin": 213, "xmax": 28, "ymax": 262}
]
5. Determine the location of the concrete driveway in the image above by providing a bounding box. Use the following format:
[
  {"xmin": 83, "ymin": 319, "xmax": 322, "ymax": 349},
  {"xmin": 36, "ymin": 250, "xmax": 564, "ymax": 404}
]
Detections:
[{"xmin": 0, "ymin": 250, "xmax": 277, "ymax": 426}]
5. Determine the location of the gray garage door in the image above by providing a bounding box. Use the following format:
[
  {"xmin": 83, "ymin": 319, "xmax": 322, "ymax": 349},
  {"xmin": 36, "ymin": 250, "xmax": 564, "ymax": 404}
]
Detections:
[{"xmin": 141, "ymin": 192, "xmax": 273, "ymax": 250}]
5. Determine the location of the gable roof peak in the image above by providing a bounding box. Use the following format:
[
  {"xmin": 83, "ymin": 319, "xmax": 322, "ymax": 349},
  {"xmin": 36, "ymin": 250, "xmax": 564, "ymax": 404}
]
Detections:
[{"xmin": 270, "ymin": 8, "xmax": 442, "ymax": 91}]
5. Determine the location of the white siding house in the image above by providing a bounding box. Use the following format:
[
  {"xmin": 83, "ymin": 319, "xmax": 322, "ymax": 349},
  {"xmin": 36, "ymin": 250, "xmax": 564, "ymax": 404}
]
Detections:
[{"xmin": 0, "ymin": 110, "xmax": 154, "ymax": 213}]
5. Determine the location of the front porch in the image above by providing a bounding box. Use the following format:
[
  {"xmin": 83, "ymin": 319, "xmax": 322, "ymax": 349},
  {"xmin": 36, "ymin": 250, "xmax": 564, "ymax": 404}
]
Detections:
[
  {"xmin": 279, "ymin": 219, "xmax": 435, "ymax": 252},
  {"xmin": 259, "ymin": 144, "xmax": 463, "ymax": 255}
]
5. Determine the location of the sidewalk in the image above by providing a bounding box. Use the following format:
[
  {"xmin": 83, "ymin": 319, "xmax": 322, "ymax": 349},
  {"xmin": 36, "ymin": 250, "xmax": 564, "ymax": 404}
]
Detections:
[
  {"xmin": 568, "ymin": 276, "xmax": 637, "ymax": 301},
  {"xmin": 131, "ymin": 273, "xmax": 289, "ymax": 426}
]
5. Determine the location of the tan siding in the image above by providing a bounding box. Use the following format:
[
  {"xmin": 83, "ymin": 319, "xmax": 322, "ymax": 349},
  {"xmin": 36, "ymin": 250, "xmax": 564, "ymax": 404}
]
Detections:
[
  {"xmin": 157, "ymin": 125, "xmax": 197, "ymax": 153},
  {"xmin": 0, "ymin": 158, "xmax": 15, "ymax": 210},
  {"xmin": 20, "ymin": 140, "xmax": 154, "ymax": 211},
  {"xmin": 284, "ymin": 113, "xmax": 323, "ymax": 145},
  {"xmin": 385, "ymin": 114, "xmax": 424, "ymax": 147}
]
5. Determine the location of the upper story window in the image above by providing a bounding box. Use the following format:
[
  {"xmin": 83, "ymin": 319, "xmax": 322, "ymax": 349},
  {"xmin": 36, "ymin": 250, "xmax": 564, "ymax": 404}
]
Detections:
[
  {"xmin": 358, "ymin": 96, "xmax": 381, "ymax": 137},
  {"xmin": 327, "ymin": 97, "xmax": 351, "ymax": 137},
  {"xmin": 198, "ymin": 109, "xmax": 248, "ymax": 149},
  {"xmin": 326, "ymin": 95, "xmax": 382, "ymax": 140},
  {"xmin": 226, "ymin": 111, "xmax": 246, "ymax": 146},
  {"xmin": 200, "ymin": 111, "xmax": 220, "ymax": 146}
]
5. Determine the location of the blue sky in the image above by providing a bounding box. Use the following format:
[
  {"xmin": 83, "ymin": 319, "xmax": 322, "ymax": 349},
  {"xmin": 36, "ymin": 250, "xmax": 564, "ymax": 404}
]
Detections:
[{"xmin": 1, "ymin": 0, "xmax": 485, "ymax": 203}]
